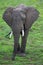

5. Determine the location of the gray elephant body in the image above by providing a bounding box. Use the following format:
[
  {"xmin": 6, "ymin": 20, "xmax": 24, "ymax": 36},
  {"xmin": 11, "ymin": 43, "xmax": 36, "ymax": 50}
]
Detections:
[{"xmin": 3, "ymin": 4, "xmax": 39, "ymax": 60}]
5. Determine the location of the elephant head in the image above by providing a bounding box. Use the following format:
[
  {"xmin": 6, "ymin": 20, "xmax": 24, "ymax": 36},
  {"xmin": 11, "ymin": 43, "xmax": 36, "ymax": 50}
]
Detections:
[{"xmin": 3, "ymin": 6, "xmax": 27, "ymax": 36}]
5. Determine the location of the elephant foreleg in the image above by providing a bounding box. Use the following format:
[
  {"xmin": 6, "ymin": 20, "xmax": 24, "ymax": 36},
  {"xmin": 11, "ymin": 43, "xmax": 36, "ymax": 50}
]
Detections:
[
  {"xmin": 21, "ymin": 29, "xmax": 29, "ymax": 53},
  {"xmin": 12, "ymin": 32, "xmax": 20, "ymax": 60}
]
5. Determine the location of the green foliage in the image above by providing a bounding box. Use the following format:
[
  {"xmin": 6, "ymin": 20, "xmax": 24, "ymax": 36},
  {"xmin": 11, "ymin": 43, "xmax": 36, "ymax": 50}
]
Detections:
[{"xmin": 0, "ymin": 0, "xmax": 43, "ymax": 65}]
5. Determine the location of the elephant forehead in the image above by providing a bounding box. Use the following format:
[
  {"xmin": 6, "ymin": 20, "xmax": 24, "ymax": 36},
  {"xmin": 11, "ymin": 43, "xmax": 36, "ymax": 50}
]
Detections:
[
  {"xmin": 13, "ymin": 10, "xmax": 21, "ymax": 17},
  {"xmin": 13, "ymin": 11, "xmax": 24, "ymax": 21}
]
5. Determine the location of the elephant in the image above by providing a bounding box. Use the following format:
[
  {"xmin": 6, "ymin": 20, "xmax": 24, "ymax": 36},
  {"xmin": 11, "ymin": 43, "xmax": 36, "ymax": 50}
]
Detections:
[{"xmin": 2, "ymin": 4, "xmax": 39, "ymax": 60}]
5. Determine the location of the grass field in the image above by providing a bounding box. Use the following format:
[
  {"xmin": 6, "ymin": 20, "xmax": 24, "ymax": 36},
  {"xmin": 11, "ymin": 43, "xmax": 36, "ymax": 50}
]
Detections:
[{"xmin": 0, "ymin": 0, "xmax": 43, "ymax": 65}]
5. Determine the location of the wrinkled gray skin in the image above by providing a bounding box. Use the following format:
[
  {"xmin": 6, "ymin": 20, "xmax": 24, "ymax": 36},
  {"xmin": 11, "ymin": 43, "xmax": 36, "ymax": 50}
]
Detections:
[{"xmin": 3, "ymin": 4, "xmax": 39, "ymax": 60}]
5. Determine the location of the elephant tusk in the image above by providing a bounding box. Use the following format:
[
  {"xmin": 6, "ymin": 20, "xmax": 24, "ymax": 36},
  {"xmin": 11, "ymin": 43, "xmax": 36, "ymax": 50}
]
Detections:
[
  {"xmin": 9, "ymin": 31, "xmax": 13, "ymax": 38},
  {"xmin": 22, "ymin": 29, "xmax": 24, "ymax": 36}
]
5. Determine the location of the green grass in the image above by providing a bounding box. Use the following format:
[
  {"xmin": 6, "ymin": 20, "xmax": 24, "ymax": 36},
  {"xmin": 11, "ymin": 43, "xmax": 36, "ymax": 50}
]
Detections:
[{"xmin": 0, "ymin": 0, "xmax": 43, "ymax": 65}]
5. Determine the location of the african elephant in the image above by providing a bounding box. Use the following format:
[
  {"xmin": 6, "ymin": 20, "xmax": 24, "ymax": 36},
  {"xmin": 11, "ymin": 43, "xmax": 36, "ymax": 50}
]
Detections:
[{"xmin": 2, "ymin": 4, "xmax": 39, "ymax": 60}]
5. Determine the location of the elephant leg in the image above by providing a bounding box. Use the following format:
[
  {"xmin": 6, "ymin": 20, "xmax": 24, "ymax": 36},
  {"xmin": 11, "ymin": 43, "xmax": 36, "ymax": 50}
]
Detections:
[
  {"xmin": 21, "ymin": 29, "xmax": 29, "ymax": 53},
  {"xmin": 12, "ymin": 32, "xmax": 20, "ymax": 60},
  {"xmin": 17, "ymin": 43, "xmax": 20, "ymax": 52}
]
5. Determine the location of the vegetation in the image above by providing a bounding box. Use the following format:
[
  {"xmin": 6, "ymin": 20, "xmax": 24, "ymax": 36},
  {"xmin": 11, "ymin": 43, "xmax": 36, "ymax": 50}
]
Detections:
[{"xmin": 0, "ymin": 0, "xmax": 43, "ymax": 65}]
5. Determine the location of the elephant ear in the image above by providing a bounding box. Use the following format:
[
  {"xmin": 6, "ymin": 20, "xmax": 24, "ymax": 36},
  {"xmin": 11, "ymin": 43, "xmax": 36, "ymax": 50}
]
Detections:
[{"xmin": 3, "ymin": 7, "xmax": 14, "ymax": 27}]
